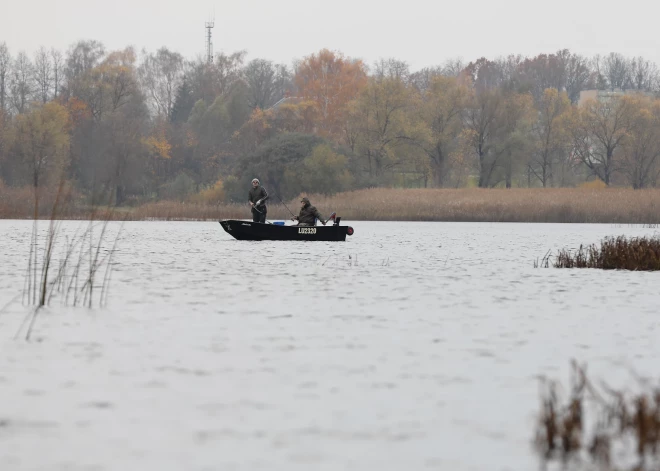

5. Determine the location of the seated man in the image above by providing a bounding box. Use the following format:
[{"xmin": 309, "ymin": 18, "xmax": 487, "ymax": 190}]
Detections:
[{"xmin": 292, "ymin": 197, "xmax": 326, "ymax": 226}]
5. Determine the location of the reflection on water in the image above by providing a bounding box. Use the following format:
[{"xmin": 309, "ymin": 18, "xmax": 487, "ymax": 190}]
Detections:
[{"xmin": 1, "ymin": 220, "xmax": 660, "ymax": 471}]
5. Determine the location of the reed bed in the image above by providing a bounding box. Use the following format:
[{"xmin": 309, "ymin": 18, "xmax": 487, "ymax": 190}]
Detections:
[
  {"xmin": 0, "ymin": 182, "xmax": 79, "ymax": 219},
  {"xmin": 3, "ymin": 187, "xmax": 660, "ymax": 223},
  {"xmin": 553, "ymin": 236, "xmax": 660, "ymax": 271},
  {"xmin": 305, "ymin": 188, "xmax": 660, "ymax": 224}
]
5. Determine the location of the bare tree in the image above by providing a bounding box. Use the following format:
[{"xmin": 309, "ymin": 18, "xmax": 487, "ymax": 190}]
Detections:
[
  {"xmin": 493, "ymin": 92, "xmax": 534, "ymax": 188},
  {"xmin": 243, "ymin": 59, "xmax": 279, "ymax": 110},
  {"xmin": 529, "ymin": 89, "xmax": 571, "ymax": 187},
  {"xmin": 65, "ymin": 40, "xmax": 105, "ymax": 98},
  {"xmin": 105, "ymin": 48, "xmax": 140, "ymax": 115},
  {"xmin": 138, "ymin": 47, "xmax": 184, "ymax": 119},
  {"xmin": 214, "ymin": 50, "xmax": 248, "ymax": 97},
  {"xmin": 353, "ymin": 58, "xmax": 464, "ymax": 96},
  {"xmin": 630, "ymin": 57, "xmax": 659, "ymax": 91},
  {"xmin": 441, "ymin": 58, "xmax": 465, "ymax": 77},
  {"xmin": 409, "ymin": 66, "xmax": 443, "ymax": 94},
  {"xmin": 462, "ymin": 58, "xmax": 506, "ymax": 93},
  {"xmin": 590, "ymin": 55, "xmax": 609, "ymax": 90},
  {"xmin": 51, "ymin": 49, "xmax": 64, "ymax": 99},
  {"xmin": 273, "ymin": 63, "xmax": 293, "ymax": 100},
  {"xmin": 620, "ymin": 98, "xmax": 660, "ymax": 188},
  {"xmin": 463, "ymin": 87, "xmax": 505, "ymax": 187},
  {"xmin": 415, "ymin": 75, "xmax": 469, "ymax": 186},
  {"xmin": 496, "ymin": 54, "xmax": 525, "ymax": 91},
  {"xmin": 185, "ymin": 50, "xmax": 247, "ymax": 105},
  {"xmin": 373, "ymin": 58, "xmax": 410, "ymax": 82},
  {"xmin": 66, "ymin": 40, "xmax": 105, "ymax": 78},
  {"xmin": 105, "ymin": 103, "xmax": 146, "ymax": 205},
  {"xmin": 11, "ymin": 52, "xmax": 33, "ymax": 114},
  {"xmin": 563, "ymin": 52, "xmax": 592, "ymax": 103},
  {"xmin": 73, "ymin": 47, "xmax": 140, "ymax": 122},
  {"xmin": 603, "ymin": 53, "xmax": 632, "ymax": 90},
  {"xmin": 0, "ymin": 42, "xmax": 10, "ymax": 113},
  {"xmin": 516, "ymin": 54, "xmax": 557, "ymax": 101},
  {"xmin": 33, "ymin": 47, "xmax": 52, "ymax": 103},
  {"xmin": 572, "ymin": 96, "xmax": 636, "ymax": 185}
]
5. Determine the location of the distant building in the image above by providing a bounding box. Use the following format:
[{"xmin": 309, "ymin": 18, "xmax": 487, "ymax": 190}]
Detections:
[
  {"xmin": 268, "ymin": 96, "xmax": 304, "ymax": 110},
  {"xmin": 578, "ymin": 89, "xmax": 656, "ymax": 107}
]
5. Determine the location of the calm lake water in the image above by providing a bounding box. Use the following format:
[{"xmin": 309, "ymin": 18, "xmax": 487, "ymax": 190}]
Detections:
[{"xmin": 1, "ymin": 219, "xmax": 659, "ymax": 471}]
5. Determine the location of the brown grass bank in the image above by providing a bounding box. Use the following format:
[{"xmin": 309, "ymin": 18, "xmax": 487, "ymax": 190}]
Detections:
[
  {"xmin": 3, "ymin": 187, "xmax": 660, "ymax": 223},
  {"xmin": 304, "ymin": 188, "xmax": 660, "ymax": 223}
]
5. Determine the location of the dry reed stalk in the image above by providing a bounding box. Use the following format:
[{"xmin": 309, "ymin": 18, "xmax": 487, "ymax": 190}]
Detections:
[
  {"xmin": 537, "ymin": 361, "xmax": 660, "ymax": 471},
  {"xmin": 16, "ymin": 181, "xmax": 122, "ymax": 340}
]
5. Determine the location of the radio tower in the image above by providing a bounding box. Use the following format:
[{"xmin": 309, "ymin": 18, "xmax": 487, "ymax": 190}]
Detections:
[{"xmin": 205, "ymin": 18, "xmax": 215, "ymax": 64}]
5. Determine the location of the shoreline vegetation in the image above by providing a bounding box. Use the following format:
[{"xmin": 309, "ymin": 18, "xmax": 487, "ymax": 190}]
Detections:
[
  {"xmin": 3, "ymin": 43, "xmax": 660, "ymax": 226},
  {"xmin": 537, "ymin": 234, "xmax": 660, "ymax": 271},
  {"xmin": 554, "ymin": 235, "xmax": 660, "ymax": 270},
  {"xmin": 2, "ymin": 187, "xmax": 660, "ymax": 223}
]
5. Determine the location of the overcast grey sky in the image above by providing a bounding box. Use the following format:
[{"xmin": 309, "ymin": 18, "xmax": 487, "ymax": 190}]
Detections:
[{"xmin": 2, "ymin": 0, "xmax": 659, "ymax": 70}]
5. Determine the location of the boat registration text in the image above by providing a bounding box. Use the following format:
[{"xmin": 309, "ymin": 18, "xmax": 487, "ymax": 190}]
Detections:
[{"xmin": 298, "ymin": 227, "xmax": 317, "ymax": 234}]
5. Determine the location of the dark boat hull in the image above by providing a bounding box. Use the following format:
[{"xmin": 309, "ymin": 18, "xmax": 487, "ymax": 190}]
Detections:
[{"xmin": 218, "ymin": 219, "xmax": 353, "ymax": 241}]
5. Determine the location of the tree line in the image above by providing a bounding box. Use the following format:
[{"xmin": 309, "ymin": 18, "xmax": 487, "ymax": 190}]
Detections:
[{"xmin": 1, "ymin": 40, "xmax": 660, "ymax": 207}]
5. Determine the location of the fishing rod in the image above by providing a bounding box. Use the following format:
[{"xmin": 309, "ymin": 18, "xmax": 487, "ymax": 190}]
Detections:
[
  {"xmin": 273, "ymin": 193, "xmax": 296, "ymax": 219},
  {"xmin": 252, "ymin": 185, "xmax": 294, "ymax": 220}
]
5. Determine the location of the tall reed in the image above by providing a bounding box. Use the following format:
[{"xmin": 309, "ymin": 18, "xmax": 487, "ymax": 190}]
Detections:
[{"xmin": 18, "ymin": 180, "xmax": 123, "ymax": 340}]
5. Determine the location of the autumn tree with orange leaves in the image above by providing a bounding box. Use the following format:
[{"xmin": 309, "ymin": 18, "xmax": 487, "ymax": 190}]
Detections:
[{"xmin": 293, "ymin": 49, "xmax": 367, "ymax": 140}]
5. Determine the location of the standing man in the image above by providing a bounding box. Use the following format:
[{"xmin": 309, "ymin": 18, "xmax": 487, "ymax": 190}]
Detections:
[{"xmin": 248, "ymin": 178, "xmax": 269, "ymax": 223}]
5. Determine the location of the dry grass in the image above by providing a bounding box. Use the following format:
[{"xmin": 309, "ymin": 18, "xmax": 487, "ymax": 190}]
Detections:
[
  {"xmin": 3, "ymin": 186, "xmax": 660, "ymax": 223},
  {"xmin": 553, "ymin": 235, "xmax": 660, "ymax": 270},
  {"xmin": 129, "ymin": 201, "xmax": 254, "ymax": 221},
  {"xmin": 0, "ymin": 182, "xmax": 79, "ymax": 219},
  {"xmin": 305, "ymin": 188, "xmax": 660, "ymax": 223}
]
